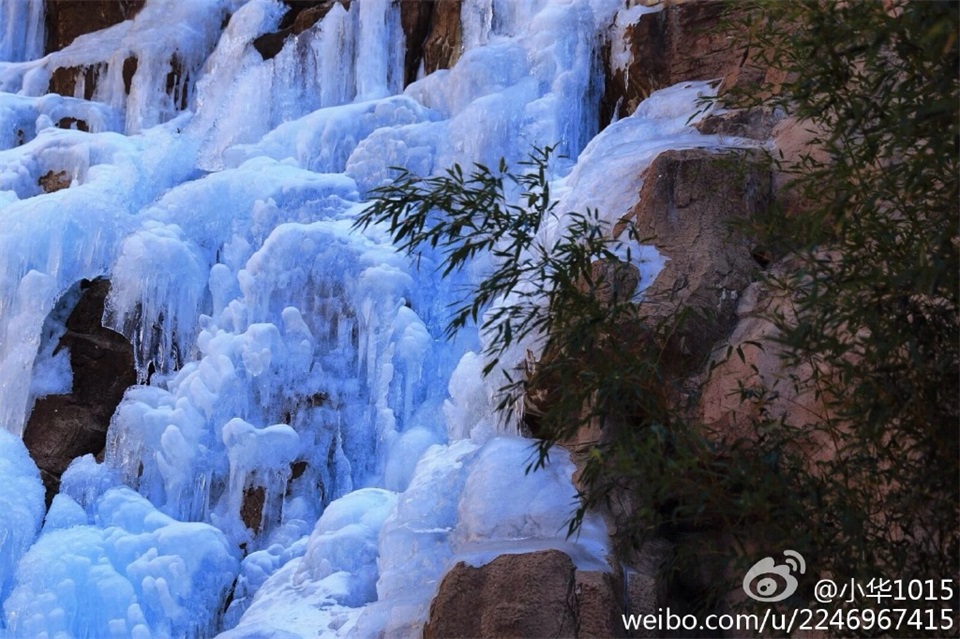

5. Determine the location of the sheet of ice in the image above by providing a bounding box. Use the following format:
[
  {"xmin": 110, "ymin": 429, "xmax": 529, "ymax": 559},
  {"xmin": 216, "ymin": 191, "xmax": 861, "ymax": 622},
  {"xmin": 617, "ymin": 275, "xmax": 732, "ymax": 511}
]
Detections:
[
  {"xmin": 103, "ymin": 215, "xmax": 437, "ymax": 557},
  {"xmin": 223, "ymin": 96, "xmax": 439, "ymax": 174},
  {"xmin": 3, "ymin": 486, "xmax": 238, "ymax": 639},
  {"xmin": 194, "ymin": 0, "xmax": 407, "ymax": 170},
  {"xmin": 0, "ymin": 430, "xmax": 45, "ymax": 616}
]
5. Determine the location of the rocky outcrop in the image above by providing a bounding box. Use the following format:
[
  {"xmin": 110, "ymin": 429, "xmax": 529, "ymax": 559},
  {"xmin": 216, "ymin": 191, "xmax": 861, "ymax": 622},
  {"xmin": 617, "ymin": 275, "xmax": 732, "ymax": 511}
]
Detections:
[
  {"xmin": 23, "ymin": 279, "xmax": 136, "ymax": 505},
  {"xmin": 627, "ymin": 148, "xmax": 772, "ymax": 370},
  {"xmin": 600, "ymin": 1, "xmax": 779, "ymax": 128},
  {"xmin": 399, "ymin": 0, "xmax": 434, "ymax": 86},
  {"xmin": 424, "ymin": 550, "xmax": 624, "ymax": 639},
  {"xmin": 44, "ymin": 0, "xmax": 145, "ymax": 54}
]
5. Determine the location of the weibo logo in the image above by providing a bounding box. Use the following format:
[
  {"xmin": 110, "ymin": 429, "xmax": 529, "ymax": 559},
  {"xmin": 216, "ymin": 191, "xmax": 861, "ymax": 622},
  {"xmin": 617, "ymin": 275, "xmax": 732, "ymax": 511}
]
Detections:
[{"xmin": 742, "ymin": 550, "xmax": 806, "ymax": 602}]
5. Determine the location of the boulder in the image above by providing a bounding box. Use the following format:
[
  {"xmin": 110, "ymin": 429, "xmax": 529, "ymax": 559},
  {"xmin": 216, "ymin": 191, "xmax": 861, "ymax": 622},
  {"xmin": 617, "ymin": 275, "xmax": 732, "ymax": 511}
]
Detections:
[
  {"xmin": 424, "ymin": 550, "xmax": 580, "ymax": 639},
  {"xmin": 22, "ymin": 279, "xmax": 136, "ymax": 505},
  {"xmin": 575, "ymin": 570, "xmax": 622, "ymax": 638}
]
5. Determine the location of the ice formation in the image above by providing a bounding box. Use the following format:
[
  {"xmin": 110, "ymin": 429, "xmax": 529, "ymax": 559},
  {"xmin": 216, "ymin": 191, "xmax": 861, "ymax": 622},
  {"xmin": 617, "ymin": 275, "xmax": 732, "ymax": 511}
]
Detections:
[{"xmin": 0, "ymin": 0, "xmax": 754, "ymax": 637}]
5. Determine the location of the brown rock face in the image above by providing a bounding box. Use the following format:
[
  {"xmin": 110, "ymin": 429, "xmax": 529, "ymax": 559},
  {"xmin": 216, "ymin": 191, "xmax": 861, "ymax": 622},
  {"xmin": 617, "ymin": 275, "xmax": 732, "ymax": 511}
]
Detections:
[
  {"xmin": 575, "ymin": 570, "xmax": 622, "ymax": 638},
  {"xmin": 422, "ymin": 0, "xmax": 462, "ymax": 76},
  {"xmin": 23, "ymin": 278, "xmax": 136, "ymax": 505},
  {"xmin": 600, "ymin": 1, "xmax": 769, "ymax": 128},
  {"xmin": 627, "ymin": 148, "xmax": 772, "ymax": 369},
  {"xmin": 399, "ymin": 0, "xmax": 463, "ymax": 83},
  {"xmin": 44, "ymin": 0, "xmax": 145, "ymax": 54},
  {"xmin": 424, "ymin": 550, "xmax": 581, "ymax": 639},
  {"xmin": 694, "ymin": 107, "xmax": 782, "ymax": 141},
  {"xmin": 399, "ymin": 0, "xmax": 434, "ymax": 86}
]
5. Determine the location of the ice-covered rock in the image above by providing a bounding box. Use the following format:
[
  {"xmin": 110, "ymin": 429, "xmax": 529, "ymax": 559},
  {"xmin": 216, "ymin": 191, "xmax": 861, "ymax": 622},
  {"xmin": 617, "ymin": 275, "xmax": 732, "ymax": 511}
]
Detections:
[{"xmin": 3, "ymin": 486, "xmax": 238, "ymax": 639}]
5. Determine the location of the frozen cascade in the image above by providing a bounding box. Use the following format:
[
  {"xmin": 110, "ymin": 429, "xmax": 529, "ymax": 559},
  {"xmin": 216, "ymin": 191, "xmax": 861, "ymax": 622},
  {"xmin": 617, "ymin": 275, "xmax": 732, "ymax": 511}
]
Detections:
[
  {"xmin": 0, "ymin": 0, "xmax": 44, "ymax": 64},
  {"xmin": 0, "ymin": 1, "xmax": 757, "ymax": 637}
]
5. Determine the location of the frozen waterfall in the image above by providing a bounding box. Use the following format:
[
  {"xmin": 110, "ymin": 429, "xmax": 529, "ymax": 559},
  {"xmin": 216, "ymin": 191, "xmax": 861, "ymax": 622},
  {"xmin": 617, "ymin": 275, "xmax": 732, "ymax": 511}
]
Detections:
[{"xmin": 0, "ymin": 1, "xmax": 741, "ymax": 637}]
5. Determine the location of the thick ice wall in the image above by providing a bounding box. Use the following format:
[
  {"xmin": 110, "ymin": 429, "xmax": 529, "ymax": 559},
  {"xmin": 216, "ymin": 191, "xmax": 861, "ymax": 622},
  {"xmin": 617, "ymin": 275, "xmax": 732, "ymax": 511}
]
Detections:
[
  {"xmin": 105, "ymin": 216, "xmax": 433, "ymax": 555},
  {"xmin": 103, "ymin": 159, "xmax": 360, "ymax": 380},
  {"xmin": 207, "ymin": 0, "xmax": 615, "ymax": 184},
  {"xmin": 348, "ymin": 0, "xmax": 616, "ymax": 194},
  {"xmin": 0, "ymin": 0, "xmax": 44, "ymax": 63}
]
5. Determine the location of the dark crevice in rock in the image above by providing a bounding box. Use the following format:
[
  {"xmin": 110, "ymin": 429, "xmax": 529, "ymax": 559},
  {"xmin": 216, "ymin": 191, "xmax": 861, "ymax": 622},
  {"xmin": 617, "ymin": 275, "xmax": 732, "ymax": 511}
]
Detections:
[
  {"xmin": 122, "ymin": 55, "xmax": 138, "ymax": 94},
  {"xmin": 399, "ymin": 0, "xmax": 463, "ymax": 82},
  {"xmin": 165, "ymin": 54, "xmax": 189, "ymax": 110},
  {"xmin": 421, "ymin": 0, "xmax": 462, "ymax": 76},
  {"xmin": 240, "ymin": 485, "xmax": 266, "ymax": 534},
  {"xmin": 400, "ymin": 0, "xmax": 434, "ymax": 86},
  {"xmin": 23, "ymin": 278, "xmax": 136, "ymax": 507},
  {"xmin": 56, "ymin": 117, "xmax": 89, "ymax": 132}
]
